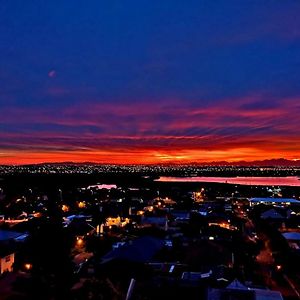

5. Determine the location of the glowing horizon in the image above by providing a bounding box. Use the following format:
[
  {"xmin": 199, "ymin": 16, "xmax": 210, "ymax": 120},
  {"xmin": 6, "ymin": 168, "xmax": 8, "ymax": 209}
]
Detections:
[{"xmin": 0, "ymin": 146, "xmax": 299, "ymax": 165}]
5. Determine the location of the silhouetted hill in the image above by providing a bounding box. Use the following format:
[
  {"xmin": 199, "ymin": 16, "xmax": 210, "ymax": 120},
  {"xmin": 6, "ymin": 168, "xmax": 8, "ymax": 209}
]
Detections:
[
  {"xmin": 13, "ymin": 158, "xmax": 300, "ymax": 167},
  {"xmin": 203, "ymin": 158, "xmax": 300, "ymax": 167}
]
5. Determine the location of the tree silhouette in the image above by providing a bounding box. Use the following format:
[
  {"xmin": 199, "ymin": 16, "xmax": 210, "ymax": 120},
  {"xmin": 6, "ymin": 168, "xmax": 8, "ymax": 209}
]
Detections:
[{"xmin": 26, "ymin": 189, "xmax": 74, "ymax": 300}]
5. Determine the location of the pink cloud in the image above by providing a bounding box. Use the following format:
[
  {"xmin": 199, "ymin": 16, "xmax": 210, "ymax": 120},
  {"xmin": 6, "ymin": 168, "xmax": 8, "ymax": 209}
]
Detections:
[{"xmin": 0, "ymin": 95, "xmax": 300, "ymax": 163}]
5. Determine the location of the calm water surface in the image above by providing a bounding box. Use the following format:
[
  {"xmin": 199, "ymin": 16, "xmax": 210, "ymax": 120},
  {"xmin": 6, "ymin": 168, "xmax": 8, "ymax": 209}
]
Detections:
[{"xmin": 156, "ymin": 176, "xmax": 300, "ymax": 186}]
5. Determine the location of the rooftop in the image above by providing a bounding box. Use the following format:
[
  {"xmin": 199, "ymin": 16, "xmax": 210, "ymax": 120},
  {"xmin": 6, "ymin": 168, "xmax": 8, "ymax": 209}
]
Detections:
[
  {"xmin": 249, "ymin": 197, "xmax": 300, "ymax": 204},
  {"xmin": 0, "ymin": 230, "xmax": 25, "ymax": 241}
]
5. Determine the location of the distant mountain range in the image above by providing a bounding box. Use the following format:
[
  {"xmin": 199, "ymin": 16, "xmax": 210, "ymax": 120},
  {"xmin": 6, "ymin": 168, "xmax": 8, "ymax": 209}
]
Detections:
[
  {"xmin": 15, "ymin": 158, "xmax": 300, "ymax": 167},
  {"xmin": 201, "ymin": 158, "xmax": 300, "ymax": 167}
]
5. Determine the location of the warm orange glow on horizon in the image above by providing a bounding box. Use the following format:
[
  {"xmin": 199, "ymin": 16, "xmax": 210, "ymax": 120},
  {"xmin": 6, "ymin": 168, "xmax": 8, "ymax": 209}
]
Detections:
[
  {"xmin": 0, "ymin": 147, "xmax": 299, "ymax": 165},
  {"xmin": 0, "ymin": 96, "xmax": 300, "ymax": 165}
]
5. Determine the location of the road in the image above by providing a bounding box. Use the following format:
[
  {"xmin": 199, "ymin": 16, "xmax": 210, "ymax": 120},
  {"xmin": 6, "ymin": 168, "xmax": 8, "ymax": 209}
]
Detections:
[
  {"xmin": 238, "ymin": 209, "xmax": 300, "ymax": 300},
  {"xmin": 256, "ymin": 232, "xmax": 300, "ymax": 299}
]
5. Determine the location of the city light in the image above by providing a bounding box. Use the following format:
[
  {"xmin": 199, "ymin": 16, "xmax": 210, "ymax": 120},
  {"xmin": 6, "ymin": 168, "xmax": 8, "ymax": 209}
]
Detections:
[
  {"xmin": 24, "ymin": 263, "xmax": 32, "ymax": 271},
  {"xmin": 78, "ymin": 201, "xmax": 86, "ymax": 209},
  {"xmin": 76, "ymin": 237, "xmax": 84, "ymax": 246},
  {"xmin": 276, "ymin": 265, "xmax": 282, "ymax": 271},
  {"xmin": 62, "ymin": 204, "xmax": 69, "ymax": 212}
]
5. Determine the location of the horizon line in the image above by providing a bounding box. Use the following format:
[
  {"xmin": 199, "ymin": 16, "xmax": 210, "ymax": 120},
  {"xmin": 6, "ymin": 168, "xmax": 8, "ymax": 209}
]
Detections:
[{"xmin": 1, "ymin": 158, "xmax": 300, "ymax": 167}]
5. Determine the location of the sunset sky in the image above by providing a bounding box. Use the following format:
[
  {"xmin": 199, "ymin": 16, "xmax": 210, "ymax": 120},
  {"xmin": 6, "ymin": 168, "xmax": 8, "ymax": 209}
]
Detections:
[{"xmin": 1, "ymin": 1, "xmax": 300, "ymax": 164}]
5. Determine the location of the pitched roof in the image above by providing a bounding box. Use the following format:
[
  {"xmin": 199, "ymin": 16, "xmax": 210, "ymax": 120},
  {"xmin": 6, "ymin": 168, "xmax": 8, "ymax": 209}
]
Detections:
[
  {"xmin": 249, "ymin": 198, "xmax": 300, "ymax": 204},
  {"xmin": 227, "ymin": 279, "xmax": 248, "ymax": 290},
  {"xmin": 0, "ymin": 230, "xmax": 24, "ymax": 241},
  {"xmin": 282, "ymin": 232, "xmax": 300, "ymax": 241},
  {"xmin": 101, "ymin": 236, "xmax": 164, "ymax": 264},
  {"xmin": 260, "ymin": 209, "xmax": 284, "ymax": 219}
]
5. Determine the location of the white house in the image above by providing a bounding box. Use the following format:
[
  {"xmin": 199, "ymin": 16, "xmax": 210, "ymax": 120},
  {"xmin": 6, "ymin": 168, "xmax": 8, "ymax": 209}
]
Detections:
[{"xmin": 0, "ymin": 252, "xmax": 14, "ymax": 274}]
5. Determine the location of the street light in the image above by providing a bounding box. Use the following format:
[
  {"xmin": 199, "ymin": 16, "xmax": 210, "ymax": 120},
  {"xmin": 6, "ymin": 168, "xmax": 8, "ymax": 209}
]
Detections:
[
  {"xmin": 24, "ymin": 263, "xmax": 32, "ymax": 271},
  {"xmin": 76, "ymin": 237, "xmax": 84, "ymax": 246},
  {"xmin": 276, "ymin": 265, "xmax": 282, "ymax": 271}
]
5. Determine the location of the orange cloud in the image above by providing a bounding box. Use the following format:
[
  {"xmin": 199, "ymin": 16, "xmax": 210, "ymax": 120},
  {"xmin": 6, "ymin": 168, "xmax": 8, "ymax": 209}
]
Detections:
[{"xmin": 0, "ymin": 96, "xmax": 300, "ymax": 164}]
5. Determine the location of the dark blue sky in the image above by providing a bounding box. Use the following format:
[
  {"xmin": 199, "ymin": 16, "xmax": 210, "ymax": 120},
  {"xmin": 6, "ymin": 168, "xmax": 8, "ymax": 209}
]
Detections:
[{"xmin": 1, "ymin": 1, "xmax": 300, "ymax": 164}]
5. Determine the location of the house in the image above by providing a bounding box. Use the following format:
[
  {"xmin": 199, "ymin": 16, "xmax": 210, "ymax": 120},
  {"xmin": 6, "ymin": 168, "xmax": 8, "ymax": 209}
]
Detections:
[
  {"xmin": 141, "ymin": 216, "xmax": 167, "ymax": 228},
  {"xmin": 0, "ymin": 230, "xmax": 28, "ymax": 242},
  {"xmin": 106, "ymin": 216, "xmax": 130, "ymax": 228},
  {"xmin": 63, "ymin": 214, "xmax": 92, "ymax": 227},
  {"xmin": 260, "ymin": 208, "xmax": 285, "ymax": 220},
  {"xmin": 170, "ymin": 210, "xmax": 190, "ymax": 221},
  {"xmin": 207, "ymin": 279, "xmax": 283, "ymax": 300},
  {"xmin": 0, "ymin": 229, "xmax": 27, "ymax": 274},
  {"xmin": 153, "ymin": 197, "xmax": 177, "ymax": 207},
  {"xmin": 181, "ymin": 270, "xmax": 212, "ymax": 281},
  {"xmin": 101, "ymin": 236, "xmax": 165, "ymax": 264},
  {"xmin": 249, "ymin": 198, "xmax": 300, "ymax": 207},
  {"xmin": 0, "ymin": 247, "xmax": 14, "ymax": 274},
  {"xmin": 282, "ymin": 231, "xmax": 300, "ymax": 250}
]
